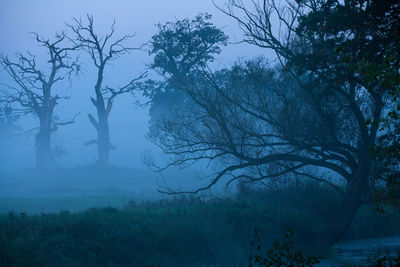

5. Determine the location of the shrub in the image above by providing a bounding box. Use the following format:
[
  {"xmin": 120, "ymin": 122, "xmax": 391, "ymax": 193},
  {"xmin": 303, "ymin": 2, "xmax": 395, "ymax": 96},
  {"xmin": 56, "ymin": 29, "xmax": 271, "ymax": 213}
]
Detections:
[
  {"xmin": 248, "ymin": 228, "xmax": 321, "ymax": 267},
  {"xmin": 369, "ymin": 250, "xmax": 400, "ymax": 267}
]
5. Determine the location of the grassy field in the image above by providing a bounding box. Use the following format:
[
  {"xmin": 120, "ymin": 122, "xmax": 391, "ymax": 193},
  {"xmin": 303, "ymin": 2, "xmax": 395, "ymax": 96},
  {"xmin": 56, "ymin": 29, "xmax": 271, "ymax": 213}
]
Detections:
[
  {"xmin": 0, "ymin": 195, "xmax": 131, "ymax": 214},
  {"xmin": 0, "ymin": 183, "xmax": 399, "ymax": 266}
]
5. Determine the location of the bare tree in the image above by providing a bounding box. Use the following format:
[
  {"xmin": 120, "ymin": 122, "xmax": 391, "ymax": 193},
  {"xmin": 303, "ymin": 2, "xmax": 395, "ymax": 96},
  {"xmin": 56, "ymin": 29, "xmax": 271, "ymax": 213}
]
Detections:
[
  {"xmin": 0, "ymin": 32, "xmax": 80, "ymax": 169},
  {"xmin": 68, "ymin": 15, "xmax": 146, "ymax": 167}
]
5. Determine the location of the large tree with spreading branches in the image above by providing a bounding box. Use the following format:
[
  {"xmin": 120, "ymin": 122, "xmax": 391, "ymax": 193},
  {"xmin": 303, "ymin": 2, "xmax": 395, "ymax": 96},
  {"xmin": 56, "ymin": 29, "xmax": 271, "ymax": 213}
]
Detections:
[{"xmin": 143, "ymin": 1, "xmax": 400, "ymax": 247}]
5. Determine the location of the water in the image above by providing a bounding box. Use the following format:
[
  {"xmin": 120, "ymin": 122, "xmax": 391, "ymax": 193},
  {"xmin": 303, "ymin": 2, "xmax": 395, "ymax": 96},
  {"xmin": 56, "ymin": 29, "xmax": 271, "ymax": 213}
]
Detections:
[{"xmin": 319, "ymin": 236, "xmax": 400, "ymax": 266}]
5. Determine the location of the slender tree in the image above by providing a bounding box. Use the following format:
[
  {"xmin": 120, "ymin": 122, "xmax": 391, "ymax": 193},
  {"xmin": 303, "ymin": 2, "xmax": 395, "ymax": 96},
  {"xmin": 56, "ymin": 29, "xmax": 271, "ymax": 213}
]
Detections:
[
  {"xmin": 68, "ymin": 15, "xmax": 146, "ymax": 166},
  {"xmin": 0, "ymin": 32, "xmax": 80, "ymax": 169}
]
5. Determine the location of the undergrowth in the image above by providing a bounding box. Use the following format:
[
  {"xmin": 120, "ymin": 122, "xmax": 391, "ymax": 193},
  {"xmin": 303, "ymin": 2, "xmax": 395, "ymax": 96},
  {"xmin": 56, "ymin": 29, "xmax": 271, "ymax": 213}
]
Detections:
[{"xmin": 0, "ymin": 183, "xmax": 399, "ymax": 266}]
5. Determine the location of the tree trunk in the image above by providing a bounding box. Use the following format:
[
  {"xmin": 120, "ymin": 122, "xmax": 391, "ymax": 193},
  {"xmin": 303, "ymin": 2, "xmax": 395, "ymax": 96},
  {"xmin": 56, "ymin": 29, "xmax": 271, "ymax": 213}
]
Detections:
[
  {"xmin": 35, "ymin": 113, "xmax": 52, "ymax": 169},
  {"xmin": 91, "ymin": 65, "xmax": 111, "ymax": 167},
  {"xmin": 319, "ymin": 181, "xmax": 363, "ymax": 248},
  {"xmin": 318, "ymin": 154, "xmax": 372, "ymax": 249},
  {"xmin": 97, "ymin": 114, "xmax": 110, "ymax": 167}
]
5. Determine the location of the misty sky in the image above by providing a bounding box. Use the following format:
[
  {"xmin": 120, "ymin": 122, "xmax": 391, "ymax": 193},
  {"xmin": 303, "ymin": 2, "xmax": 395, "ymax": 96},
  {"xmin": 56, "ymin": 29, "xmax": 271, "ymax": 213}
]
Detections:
[{"xmin": 0, "ymin": 0, "xmax": 272, "ymax": 172}]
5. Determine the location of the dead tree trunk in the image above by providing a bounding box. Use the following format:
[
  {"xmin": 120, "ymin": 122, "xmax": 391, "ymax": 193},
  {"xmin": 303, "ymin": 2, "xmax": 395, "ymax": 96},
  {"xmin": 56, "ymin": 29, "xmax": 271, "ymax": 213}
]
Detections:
[
  {"xmin": 0, "ymin": 32, "xmax": 79, "ymax": 170},
  {"xmin": 97, "ymin": 113, "xmax": 110, "ymax": 167},
  {"xmin": 89, "ymin": 66, "xmax": 111, "ymax": 167},
  {"xmin": 69, "ymin": 15, "xmax": 145, "ymax": 167},
  {"xmin": 35, "ymin": 109, "xmax": 53, "ymax": 169}
]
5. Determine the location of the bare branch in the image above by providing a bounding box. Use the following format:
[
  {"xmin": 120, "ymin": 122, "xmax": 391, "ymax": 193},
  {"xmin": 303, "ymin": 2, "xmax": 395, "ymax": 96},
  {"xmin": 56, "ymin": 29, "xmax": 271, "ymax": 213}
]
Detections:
[{"xmin": 51, "ymin": 112, "xmax": 80, "ymax": 132}]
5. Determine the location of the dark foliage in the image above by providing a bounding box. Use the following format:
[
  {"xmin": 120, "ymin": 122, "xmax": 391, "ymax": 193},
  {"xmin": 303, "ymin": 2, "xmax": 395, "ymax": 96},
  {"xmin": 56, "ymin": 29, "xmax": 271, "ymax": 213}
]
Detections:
[
  {"xmin": 0, "ymin": 184, "xmax": 399, "ymax": 266},
  {"xmin": 369, "ymin": 250, "xmax": 400, "ymax": 267},
  {"xmin": 248, "ymin": 229, "xmax": 320, "ymax": 267}
]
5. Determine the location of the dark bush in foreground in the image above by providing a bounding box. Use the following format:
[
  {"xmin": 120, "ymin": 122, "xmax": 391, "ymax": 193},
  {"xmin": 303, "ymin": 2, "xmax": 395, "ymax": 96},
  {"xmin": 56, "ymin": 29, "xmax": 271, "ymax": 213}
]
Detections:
[
  {"xmin": 248, "ymin": 229, "xmax": 321, "ymax": 267},
  {"xmin": 369, "ymin": 251, "xmax": 400, "ymax": 267}
]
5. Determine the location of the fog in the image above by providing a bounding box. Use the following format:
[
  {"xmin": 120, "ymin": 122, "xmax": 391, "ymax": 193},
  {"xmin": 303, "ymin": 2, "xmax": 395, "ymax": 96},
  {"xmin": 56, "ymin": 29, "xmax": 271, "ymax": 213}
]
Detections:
[
  {"xmin": 1, "ymin": 1, "xmax": 399, "ymax": 265},
  {"xmin": 0, "ymin": 0, "xmax": 270, "ymax": 196}
]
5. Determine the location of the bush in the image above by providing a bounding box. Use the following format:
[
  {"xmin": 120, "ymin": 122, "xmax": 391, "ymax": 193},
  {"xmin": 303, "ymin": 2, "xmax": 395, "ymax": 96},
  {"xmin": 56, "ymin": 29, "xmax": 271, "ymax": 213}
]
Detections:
[
  {"xmin": 369, "ymin": 250, "xmax": 400, "ymax": 267},
  {"xmin": 248, "ymin": 229, "xmax": 321, "ymax": 267}
]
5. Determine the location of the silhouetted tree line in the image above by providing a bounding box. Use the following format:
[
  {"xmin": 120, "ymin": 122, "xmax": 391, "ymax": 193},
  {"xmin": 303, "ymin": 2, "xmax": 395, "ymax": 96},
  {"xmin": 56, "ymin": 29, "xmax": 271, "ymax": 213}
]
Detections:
[{"xmin": 1, "ymin": 0, "xmax": 399, "ymax": 248}]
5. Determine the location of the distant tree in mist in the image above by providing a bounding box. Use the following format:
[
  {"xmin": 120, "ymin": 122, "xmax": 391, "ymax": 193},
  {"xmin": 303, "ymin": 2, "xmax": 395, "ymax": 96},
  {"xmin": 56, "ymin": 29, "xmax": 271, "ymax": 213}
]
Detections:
[
  {"xmin": 68, "ymin": 15, "xmax": 146, "ymax": 167},
  {"xmin": 138, "ymin": 13, "xmax": 228, "ymax": 158},
  {"xmin": 0, "ymin": 32, "xmax": 80, "ymax": 169},
  {"xmin": 143, "ymin": 0, "xmax": 400, "ymax": 248},
  {"xmin": 140, "ymin": 13, "xmax": 228, "ymax": 130}
]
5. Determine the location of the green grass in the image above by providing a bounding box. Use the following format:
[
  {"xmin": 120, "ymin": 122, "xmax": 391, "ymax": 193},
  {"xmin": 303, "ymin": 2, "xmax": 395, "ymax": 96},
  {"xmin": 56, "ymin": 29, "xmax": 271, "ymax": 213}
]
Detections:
[
  {"xmin": 0, "ymin": 184, "xmax": 399, "ymax": 266},
  {"xmin": 0, "ymin": 195, "xmax": 132, "ymax": 214}
]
